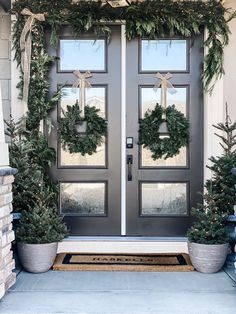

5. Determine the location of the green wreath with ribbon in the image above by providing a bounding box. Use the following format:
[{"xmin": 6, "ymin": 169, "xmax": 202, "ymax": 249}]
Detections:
[
  {"xmin": 59, "ymin": 102, "xmax": 107, "ymax": 155},
  {"xmin": 139, "ymin": 104, "xmax": 189, "ymax": 160}
]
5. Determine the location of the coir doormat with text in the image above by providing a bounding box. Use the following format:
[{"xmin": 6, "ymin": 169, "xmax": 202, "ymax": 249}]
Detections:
[{"xmin": 53, "ymin": 253, "xmax": 194, "ymax": 272}]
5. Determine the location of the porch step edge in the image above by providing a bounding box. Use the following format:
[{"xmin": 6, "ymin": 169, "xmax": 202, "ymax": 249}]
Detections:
[
  {"xmin": 62, "ymin": 236, "xmax": 188, "ymax": 242},
  {"xmin": 58, "ymin": 237, "xmax": 188, "ymax": 254}
]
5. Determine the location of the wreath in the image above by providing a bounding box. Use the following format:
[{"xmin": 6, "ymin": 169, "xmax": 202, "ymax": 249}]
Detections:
[
  {"xmin": 139, "ymin": 104, "xmax": 189, "ymax": 160},
  {"xmin": 59, "ymin": 102, "xmax": 107, "ymax": 155}
]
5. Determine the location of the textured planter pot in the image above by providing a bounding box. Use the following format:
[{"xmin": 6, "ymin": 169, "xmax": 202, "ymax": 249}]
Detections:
[
  {"xmin": 17, "ymin": 242, "xmax": 58, "ymax": 273},
  {"xmin": 188, "ymin": 241, "xmax": 229, "ymax": 274}
]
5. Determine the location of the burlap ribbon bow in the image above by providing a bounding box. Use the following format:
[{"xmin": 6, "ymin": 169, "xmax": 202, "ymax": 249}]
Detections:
[
  {"xmin": 72, "ymin": 70, "xmax": 92, "ymax": 119},
  {"xmin": 154, "ymin": 72, "xmax": 176, "ymax": 119},
  {"xmin": 20, "ymin": 8, "xmax": 45, "ymax": 106}
]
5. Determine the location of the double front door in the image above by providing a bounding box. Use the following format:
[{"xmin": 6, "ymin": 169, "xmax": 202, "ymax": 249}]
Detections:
[{"xmin": 47, "ymin": 25, "xmax": 203, "ymax": 236}]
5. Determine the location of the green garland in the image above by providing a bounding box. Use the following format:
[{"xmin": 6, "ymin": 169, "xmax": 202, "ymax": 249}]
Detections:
[
  {"xmin": 12, "ymin": 0, "xmax": 236, "ymax": 93},
  {"xmin": 139, "ymin": 104, "xmax": 189, "ymax": 160},
  {"xmin": 60, "ymin": 102, "xmax": 107, "ymax": 155}
]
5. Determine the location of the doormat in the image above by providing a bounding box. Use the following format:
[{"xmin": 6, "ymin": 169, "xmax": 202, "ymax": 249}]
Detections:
[{"xmin": 53, "ymin": 253, "xmax": 194, "ymax": 272}]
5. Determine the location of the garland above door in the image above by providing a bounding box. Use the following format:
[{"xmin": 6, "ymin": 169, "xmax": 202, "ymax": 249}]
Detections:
[{"xmin": 12, "ymin": 0, "xmax": 235, "ymax": 97}]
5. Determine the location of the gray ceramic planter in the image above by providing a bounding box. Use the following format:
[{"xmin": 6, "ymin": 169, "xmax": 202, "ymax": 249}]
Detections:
[
  {"xmin": 188, "ymin": 241, "xmax": 229, "ymax": 273},
  {"xmin": 17, "ymin": 242, "xmax": 58, "ymax": 273}
]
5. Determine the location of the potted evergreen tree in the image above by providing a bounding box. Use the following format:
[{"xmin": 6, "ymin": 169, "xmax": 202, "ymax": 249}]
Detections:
[
  {"xmin": 16, "ymin": 180, "xmax": 69, "ymax": 273},
  {"xmin": 5, "ymin": 117, "xmax": 69, "ymax": 273},
  {"xmin": 187, "ymin": 109, "xmax": 236, "ymax": 273},
  {"xmin": 205, "ymin": 117, "xmax": 236, "ymax": 216},
  {"xmin": 187, "ymin": 199, "xmax": 229, "ymax": 273}
]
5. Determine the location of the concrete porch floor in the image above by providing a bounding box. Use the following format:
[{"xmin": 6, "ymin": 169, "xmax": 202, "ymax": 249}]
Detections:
[{"xmin": 0, "ymin": 270, "xmax": 235, "ymax": 314}]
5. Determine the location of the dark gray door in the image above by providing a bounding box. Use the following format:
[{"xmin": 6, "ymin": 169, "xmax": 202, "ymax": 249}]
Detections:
[
  {"xmin": 47, "ymin": 26, "xmax": 122, "ymax": 236},
  {"xmin": 126, "ymin": 35, "xmax": 203, "ymax": 236},
  {"xmin": 47, "ymin": 27, "xmax": 203, "ymax": 237}
]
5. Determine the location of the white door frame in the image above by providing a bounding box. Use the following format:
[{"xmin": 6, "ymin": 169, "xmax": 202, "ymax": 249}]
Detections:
[{"xmin": 121, "ymin": 23, "xmax": 127, "ymax": 236}]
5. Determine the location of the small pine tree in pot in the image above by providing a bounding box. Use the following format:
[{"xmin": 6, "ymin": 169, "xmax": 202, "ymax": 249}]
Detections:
[
  {"xmin": 205, "ymin": 118, "xmax": 236, "ymax": 215},
  {"xmin": 187, "ymin": 200, "xmax": 229, "ymax": 273},
  {"xmin": 16, "ymin": 179, "xmax": 69, "ymax": 273},
  {"xmin": 5, "ymin": 116, "xmax": 69, "ymax": 273},
  {"xmin": 187, "ymin": 109, "xmax": 236, "ymax": 273}
]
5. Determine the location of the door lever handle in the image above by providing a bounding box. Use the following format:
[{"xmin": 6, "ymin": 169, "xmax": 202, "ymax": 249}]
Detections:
[{"xmin": 127, "ymin": 155, "xmax": 133, "ymax": 181}]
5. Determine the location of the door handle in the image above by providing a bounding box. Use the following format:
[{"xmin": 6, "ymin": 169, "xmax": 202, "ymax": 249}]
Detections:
[{"xmin": 127, "ymin": 155, "xmax": 133, "ymax": 181}]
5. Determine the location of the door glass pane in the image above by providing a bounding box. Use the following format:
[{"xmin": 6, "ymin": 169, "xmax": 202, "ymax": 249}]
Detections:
[
  {"xmin": 60, "ymin": 143, "xmax": 106, "ymax": 167},
  {"xmin": 141, "ymin": 39, "xmax": 187, "ymax": 71},
  {"xmin": 85, "ymin": 88, "xmax": 106, "ymax": 119},
  {"xmin": 141, "ymin": 87, "xmax": 187, "ymax": 167},
  {"xmin": 59, "ymin": 87, "xmax": 106, "ymax": 167},
  {"xmin": 141, "ymin": 87, "xmax": 187, "ymax": 117},
  {"xmin": 60, "ymin": 39, "xmax": 106, "ymax": 71},
  {"xmin": 141, "ymin": 183, "xmax": 187, "ymax": 216},
  {"xmin": 142, "ymin": 146, "xmax": 186, "ymax": 167},
  {"xmin": 60, "ymin": 87, "xmax": 106, "ymax": 118},
  {"xmin": 60, "ymin": 182, "xmax": 106, "ymax": 216}
]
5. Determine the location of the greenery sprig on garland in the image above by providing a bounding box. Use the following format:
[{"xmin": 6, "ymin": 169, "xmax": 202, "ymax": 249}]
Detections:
[
  {"xmin": 12, "ymin": 0, "xmax": 236, "ymax": 93},
  {"xmin": 60, "ymin": 102, "xmax": 107, "ymax": 155},
  {"xmin": 139, "ymin": 104, "xmax": 189, "ymax": 160}
]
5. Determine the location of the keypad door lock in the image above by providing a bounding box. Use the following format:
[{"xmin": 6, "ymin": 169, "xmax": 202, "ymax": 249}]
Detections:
[
  {"xmin": 126, "ymin": 137, "xmax": 133, "ymax": 149},
  {"xmin": 127, "ymin": 155, "xmax": 133, "ymax": 181}
]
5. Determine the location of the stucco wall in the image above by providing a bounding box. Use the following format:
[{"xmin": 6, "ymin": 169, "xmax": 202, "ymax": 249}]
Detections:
[{"xmin": 0, "ymin": 8, "xmax": 11, "ymax": 123}]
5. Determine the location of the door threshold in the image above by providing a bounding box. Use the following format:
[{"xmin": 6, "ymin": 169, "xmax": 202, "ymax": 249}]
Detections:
[
  {"xmin": 58, "ymin": 237, "xmax": 188, "ymax": 254},
  {"xmin": 63, "ymin": 236, "xmax": 187, "ymax": 242}
]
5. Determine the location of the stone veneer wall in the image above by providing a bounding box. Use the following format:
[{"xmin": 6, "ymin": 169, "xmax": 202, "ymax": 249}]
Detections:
[{"xmin": 0, "ymin": 167, "xmax": 17, "ymax": 299}]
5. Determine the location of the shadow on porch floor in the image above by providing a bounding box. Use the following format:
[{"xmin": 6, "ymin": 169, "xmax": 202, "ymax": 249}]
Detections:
[{"xmin": 0, "ymin": 270, "xmax": 236, "ymax": 314}]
